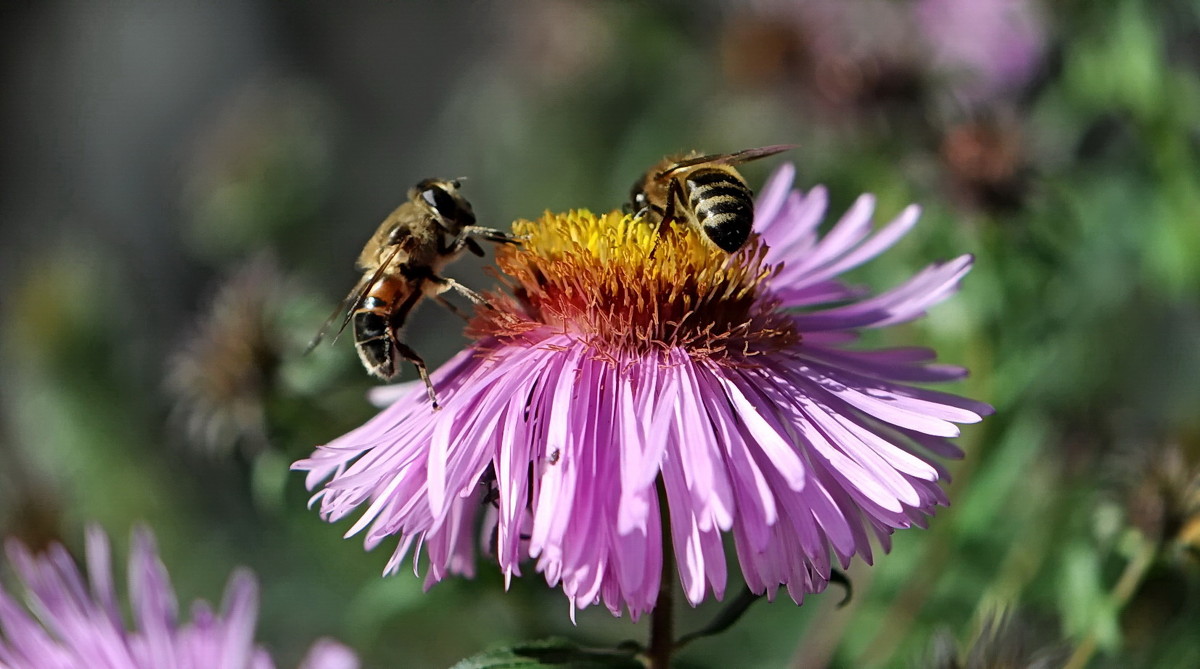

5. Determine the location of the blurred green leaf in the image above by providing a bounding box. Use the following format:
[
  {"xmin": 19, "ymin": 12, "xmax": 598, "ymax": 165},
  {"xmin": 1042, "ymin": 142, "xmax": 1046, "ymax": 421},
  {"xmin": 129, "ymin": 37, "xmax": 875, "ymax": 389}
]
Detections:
[
  {"xmin": 1059, "ymin": 542, "xmax": 1121, "ymax": 653},
  {"xmin": 1065, "ymin": 0, "xmax": 1165, "ymax": 119},
  {"xmin": 450, "ymin": 638, "xmax": 641, "ymax": 669}
]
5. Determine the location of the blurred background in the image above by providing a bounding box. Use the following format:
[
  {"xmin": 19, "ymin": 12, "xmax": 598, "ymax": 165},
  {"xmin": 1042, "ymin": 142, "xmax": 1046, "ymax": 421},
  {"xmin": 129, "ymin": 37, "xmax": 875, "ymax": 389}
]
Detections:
[{"xmin": 2, "ymin": 1, "xmax": 1199, "ymax": 667}]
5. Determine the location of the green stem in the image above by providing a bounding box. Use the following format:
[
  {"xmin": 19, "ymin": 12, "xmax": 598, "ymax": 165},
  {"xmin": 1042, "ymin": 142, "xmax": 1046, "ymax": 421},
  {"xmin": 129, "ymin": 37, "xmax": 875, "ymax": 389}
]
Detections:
[{"xmin": 674, "ymin": 586, "xmax": 762, "ymax": 650}]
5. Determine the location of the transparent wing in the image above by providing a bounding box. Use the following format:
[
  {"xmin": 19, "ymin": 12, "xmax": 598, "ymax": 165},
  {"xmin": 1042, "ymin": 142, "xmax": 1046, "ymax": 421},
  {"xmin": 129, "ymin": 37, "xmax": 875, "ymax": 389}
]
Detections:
[
  {"xmin": 305, "ymin": 244, "xmax": 404, "ymax": 353},
  {"xmin": 659, "ymin": 144, "xmax": 797, "ymax": 178}
]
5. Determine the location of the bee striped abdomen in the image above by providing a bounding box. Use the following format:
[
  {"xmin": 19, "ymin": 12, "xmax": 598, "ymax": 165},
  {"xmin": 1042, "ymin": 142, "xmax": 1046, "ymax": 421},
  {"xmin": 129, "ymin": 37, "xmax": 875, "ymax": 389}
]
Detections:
[
  {"xmin": 685, "ymin": 168, "xmax": 754, "ymax": 252},
  {"xmin": 353, "ymin": 295, "xmax": 395, "ymax": 378}
]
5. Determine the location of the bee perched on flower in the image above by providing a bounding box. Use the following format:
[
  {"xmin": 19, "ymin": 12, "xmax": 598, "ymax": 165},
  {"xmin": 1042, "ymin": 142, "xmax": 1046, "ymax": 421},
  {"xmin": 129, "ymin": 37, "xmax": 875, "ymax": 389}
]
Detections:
[{"xmin": 294, "ymin": 163, "xmax": 992, "ymax": 622}]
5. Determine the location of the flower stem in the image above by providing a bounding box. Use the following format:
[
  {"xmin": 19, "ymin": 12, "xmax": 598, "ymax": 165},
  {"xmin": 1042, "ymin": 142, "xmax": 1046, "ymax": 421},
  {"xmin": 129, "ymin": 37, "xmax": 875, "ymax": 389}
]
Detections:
[
  {"xmin": 647, "ymin": 476, "xmax": 675, "ymax": 669},
  {"xmin": 675, "ymin": 586, "xmax": 763, "ymax": 649}
]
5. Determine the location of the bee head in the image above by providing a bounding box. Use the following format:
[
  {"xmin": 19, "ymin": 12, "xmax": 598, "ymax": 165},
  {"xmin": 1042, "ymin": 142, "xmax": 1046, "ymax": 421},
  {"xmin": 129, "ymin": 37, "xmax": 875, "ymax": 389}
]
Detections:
[{"xmin": 413, "ymin": 178, "xmax": 476, "ymax": 232}]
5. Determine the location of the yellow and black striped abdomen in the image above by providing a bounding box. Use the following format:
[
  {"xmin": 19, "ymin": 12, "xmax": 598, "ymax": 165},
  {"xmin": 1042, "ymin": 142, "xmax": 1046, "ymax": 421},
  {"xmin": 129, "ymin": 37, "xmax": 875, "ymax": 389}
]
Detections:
[
  {"xmin": 351, "ymin": 276, "xmax": 421, "ymax": 380},
  {"xmin": 683, "ymin": 168, "xmax": 754, "ymax": 252},
  {"xmin": 353, "ymin": 295, "xmax": 396, "ymax": 379}
]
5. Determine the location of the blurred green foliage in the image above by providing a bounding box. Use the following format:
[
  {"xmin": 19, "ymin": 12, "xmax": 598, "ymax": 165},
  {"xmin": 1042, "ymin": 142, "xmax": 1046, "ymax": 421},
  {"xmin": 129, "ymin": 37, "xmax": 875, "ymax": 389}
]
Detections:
[{"xmin": 2, "ymin": 1, "xmax": 1199, "ymax": 667}]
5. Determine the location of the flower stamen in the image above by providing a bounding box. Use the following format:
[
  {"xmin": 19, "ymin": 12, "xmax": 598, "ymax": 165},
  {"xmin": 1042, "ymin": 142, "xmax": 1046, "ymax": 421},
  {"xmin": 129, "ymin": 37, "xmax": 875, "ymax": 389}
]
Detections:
[{"xmin": 470, "ymin": 210, "xmax": 798, "ymax": 362}]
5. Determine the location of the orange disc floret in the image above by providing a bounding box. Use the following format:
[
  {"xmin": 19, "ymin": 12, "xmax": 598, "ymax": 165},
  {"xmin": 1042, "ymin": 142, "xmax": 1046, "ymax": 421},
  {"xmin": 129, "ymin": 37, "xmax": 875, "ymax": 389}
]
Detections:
[{"xmin": 469, "ymin": 209, "xmax": 798, "ymax": 362}]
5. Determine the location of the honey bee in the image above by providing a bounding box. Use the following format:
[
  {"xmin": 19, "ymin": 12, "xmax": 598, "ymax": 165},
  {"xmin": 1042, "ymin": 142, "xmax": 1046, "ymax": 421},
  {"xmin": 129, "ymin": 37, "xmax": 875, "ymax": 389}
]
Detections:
[
  {"xmin": 629, "ymin": 145, "xmax": 795, "ymax": 253},
  {"xmin": 309, "ymin": 178, "xmax": 517, "ymax": 409}
]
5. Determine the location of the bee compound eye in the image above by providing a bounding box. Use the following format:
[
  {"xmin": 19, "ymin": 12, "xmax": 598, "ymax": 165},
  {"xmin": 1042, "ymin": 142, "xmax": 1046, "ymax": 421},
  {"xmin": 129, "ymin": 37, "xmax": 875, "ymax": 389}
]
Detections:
[
  {"xmin": 421, "ymin": 186, "xmax": 459, "ymax": 221},
  {"xmin": 419, "ymin": 187, "xmax": 439, "ymax": 208}
]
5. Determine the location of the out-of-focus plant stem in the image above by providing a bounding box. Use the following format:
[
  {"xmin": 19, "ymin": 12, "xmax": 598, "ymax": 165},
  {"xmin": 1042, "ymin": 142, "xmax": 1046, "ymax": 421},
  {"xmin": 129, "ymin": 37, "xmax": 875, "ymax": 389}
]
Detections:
[
  {"xmin": 854, "ymin": 422, "xmax": 993, "ymax": 666},
  {"xmin": 1061, "ymin": 539, "xmax": 1158, "ymax": 669}
]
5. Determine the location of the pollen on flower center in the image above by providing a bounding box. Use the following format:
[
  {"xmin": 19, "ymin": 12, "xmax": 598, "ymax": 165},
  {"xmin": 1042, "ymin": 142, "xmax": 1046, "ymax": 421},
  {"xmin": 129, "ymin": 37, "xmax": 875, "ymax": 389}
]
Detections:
[{"xmin": 469, "ymin": 209, "xmax": 798, "ymax": 361}]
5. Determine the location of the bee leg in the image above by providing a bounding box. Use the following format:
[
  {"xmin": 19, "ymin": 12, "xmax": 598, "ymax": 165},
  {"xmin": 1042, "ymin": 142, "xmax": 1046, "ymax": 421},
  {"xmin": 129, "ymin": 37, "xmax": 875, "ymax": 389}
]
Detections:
[
  {"xmin": 377, "ymin": 289, "xmax": 439, "ymax": 408},
  {"xmin": 461, "ymin": 225, "xmax": 523, "ymax": 245},
  {"xmin": 386, "ymin": 224, "xmax": 415, "ymax": 247},
  {"xmin": 463, "ymin": 237, "xmax": 486, "ymax": 257},
  {"xmin": 661, "ymin": 179, "xmax": 687, "ymax": 232},
  {"xmin": 648, "ymin": 181, "xmax": 686, "ymax": 259},
  {"xmin": 394, "ymin": 340, "xmax": 440, "ymax": 410},
  {"xmin": 432, "ymin": 276, "xmax": 487, "ymax": 305}
]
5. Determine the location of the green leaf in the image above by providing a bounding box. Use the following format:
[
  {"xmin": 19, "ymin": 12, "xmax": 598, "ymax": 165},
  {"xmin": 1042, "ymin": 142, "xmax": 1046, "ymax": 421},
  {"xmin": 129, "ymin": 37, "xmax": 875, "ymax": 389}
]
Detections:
[
  {"xmin": 1059, "ymin": 542, "xmax": 1121, "ymax": 652},
  {"xmin": 450, "ymin": 638, "xmax": 642, "ymax": 669}
]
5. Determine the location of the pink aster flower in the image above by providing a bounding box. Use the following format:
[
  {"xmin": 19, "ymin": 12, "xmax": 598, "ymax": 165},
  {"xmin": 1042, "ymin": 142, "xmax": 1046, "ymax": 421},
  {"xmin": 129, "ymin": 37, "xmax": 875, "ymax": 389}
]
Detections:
[
  {"xmin": 294, "ymin": 163, "xmax": 992, "ymax": 619},
  {"xmin": 916, "ymin": 0, "xmax": 1047, "ymax": 105},
  {"xmin": 0, "ymin": 526, "xmax": 357, "ymax": 669}
]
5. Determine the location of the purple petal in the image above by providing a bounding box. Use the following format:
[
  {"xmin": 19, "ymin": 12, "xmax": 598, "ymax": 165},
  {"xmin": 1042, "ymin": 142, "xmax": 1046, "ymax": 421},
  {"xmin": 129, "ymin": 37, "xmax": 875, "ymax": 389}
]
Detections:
[
  {"xmin": 298, "ymin": 639, "xmax": 360, "ymax": 669},
  {"xmin": 753, "ymin": 162, "xmax": 796, "ymax": 236},
  {"xmin": 215, "ymin": 570, "xmax": 259, "ymax": 669},
  {"xmin": 129, "ymin": 528, "xmax": 179, "ymax": 669},
  {"xmin": 793, "ymin": 255, "xmax": 974, "ymax": 331}
]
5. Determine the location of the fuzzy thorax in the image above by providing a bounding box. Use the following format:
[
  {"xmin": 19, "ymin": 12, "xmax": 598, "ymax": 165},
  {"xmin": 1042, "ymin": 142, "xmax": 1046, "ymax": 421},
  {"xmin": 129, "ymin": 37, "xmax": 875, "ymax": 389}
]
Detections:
[{"xmin": 470, "ymin": 209, "xmax": 798, "ymax": 361}]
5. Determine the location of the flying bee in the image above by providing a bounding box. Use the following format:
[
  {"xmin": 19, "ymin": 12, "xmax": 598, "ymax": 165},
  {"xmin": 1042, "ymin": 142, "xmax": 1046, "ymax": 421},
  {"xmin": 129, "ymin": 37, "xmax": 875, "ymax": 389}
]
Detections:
[
  {"xmin": 309, "ymin": 178, "xmax": 518, "ymax": 410},
  {"xmin": 629, "ymin": 145, "xmax": 795, "ymax": 253}
]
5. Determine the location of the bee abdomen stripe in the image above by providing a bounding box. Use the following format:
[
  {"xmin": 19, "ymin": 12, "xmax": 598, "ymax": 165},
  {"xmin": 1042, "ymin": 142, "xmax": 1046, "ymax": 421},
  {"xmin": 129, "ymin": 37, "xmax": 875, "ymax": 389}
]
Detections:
[
  {"xmin": 685, "ymin": 169, "xmax": 742, "ymax": 188},
  {"xmin": 704, "ymin": 220, "xmax": 752, "ymax": 252},
  {"xmin": 694, "ymin": 194, "xmax": 750, "ymax": 215},
  {"xmin": 696, "ymin": 200, "xmax": 751, "ymax": 218},
  {"xmin": 688, "ymin": 184, "xmax": 750, "ymax": 205},
  {"xmin": 354, "ymin": 311, "xmax": 389, "ymax": 339},
  {"xmin": 357, "ymin": 339, "xmax": 394, "ymax": 375}
]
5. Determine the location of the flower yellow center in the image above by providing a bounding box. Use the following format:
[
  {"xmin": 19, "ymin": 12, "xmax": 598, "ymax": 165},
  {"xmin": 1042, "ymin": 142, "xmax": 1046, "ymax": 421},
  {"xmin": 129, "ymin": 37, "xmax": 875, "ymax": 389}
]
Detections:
[{"xmin": 470, "ymin": 210, "xmax": 797, "ymax": 362}]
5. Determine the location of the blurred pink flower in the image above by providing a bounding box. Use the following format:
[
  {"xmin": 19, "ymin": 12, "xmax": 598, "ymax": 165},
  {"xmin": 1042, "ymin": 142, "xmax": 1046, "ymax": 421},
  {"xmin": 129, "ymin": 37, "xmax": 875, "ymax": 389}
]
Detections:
[
  {"xmin": 295, "ymin": 164, "xmax": 991, "ymax": 618},
  {"xmin": 917, "ymin": 0, "xmax": 1047, "ymax": 104},
  {"xmin": 0, "ymin": 527, "xmax": 357, "ymax": 669}
]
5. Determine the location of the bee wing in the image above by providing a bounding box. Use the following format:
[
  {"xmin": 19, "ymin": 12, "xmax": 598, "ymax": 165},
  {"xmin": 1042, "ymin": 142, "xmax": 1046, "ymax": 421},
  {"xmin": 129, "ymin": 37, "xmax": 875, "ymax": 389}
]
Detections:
[
  {"xmin": 303, "ymin": 277, "xmax": 368, "ymax": 354},
  {"xmin": 305, "ymin": 244, "xmax": 405, "ymax": 354},
  {"xmin": 659, "ymin": 144, "xmax": 798, "ymax": 178}
]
